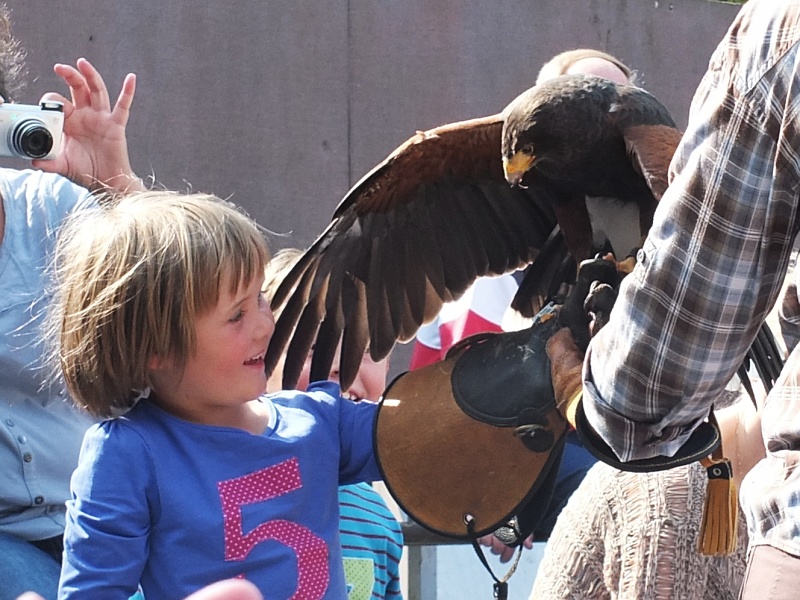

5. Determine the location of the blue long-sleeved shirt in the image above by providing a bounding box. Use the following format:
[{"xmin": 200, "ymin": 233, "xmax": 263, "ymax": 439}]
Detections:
[{"xmin": 58, "ymin": 381, "xmax": 380, "ymax": 600}]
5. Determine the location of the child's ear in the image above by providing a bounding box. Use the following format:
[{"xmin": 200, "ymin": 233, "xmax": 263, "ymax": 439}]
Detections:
[{"xmin": 147, "ymin": 354, "xmax": 165, "ymax": 371}]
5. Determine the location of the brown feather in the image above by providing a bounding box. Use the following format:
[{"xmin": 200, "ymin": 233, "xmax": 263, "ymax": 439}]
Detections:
[
  {"xmin": 340, "ymin": 277, "xmax": 370, "ymax": 389},
  {"xmin": 264, "ymin": 261, "xmax": 317, "ymax": 381},
  {"xmin": 308, "ymin": 278, "xmax": 344, "ymax": 385},
  {"xmin": 624, "ymin": 124, "xmax": 683, "ymax": 201},
  {"xmin": 282, "ymin": 275, "xmax": 329, "ymax": 390}
]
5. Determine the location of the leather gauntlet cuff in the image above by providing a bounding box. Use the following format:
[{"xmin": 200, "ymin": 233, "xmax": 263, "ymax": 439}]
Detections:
[
  {"xmin": 546, "ymin": 327, "xmax": 583, "ymax": 428},
  {"xmin": 574, "ymin": 402, "xmax": 721, "ymax": 473}
]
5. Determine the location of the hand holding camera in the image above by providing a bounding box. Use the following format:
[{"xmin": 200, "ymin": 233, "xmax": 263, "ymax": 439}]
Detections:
[
  {"xmin": 0, "ymin": 100, "xmax": 63, "ymax": 160},
  {"xmin": 0, "ymin": 59, "xmax": 142, "ymax": 193},
  {"xmin": 32, "ymin": 58, "xmax": 144, "ymax": 194}
]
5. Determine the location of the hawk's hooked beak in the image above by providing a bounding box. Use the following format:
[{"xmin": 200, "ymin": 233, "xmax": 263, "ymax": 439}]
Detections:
[{"xmin": 503, "ymin": 152, "xmax": 535, "ymax": 187}]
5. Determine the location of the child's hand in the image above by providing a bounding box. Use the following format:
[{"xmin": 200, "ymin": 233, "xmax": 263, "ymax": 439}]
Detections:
[
  {"xmin": 477, "ymin": 532, "xmax": 534, "ymax": 563},
  {"xmin": 32, "ymin": 58, "xmax": 144, "ymax": 195},
  {"xmin": 185, "ymin": 580, "xmax": 263, "ymax": 600}
]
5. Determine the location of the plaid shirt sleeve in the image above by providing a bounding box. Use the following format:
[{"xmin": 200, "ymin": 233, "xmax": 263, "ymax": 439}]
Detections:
[
  {"xmin": 583, "ymin": 0, "xmax": 800, "ymax": 463},
  {"xmin": 780, "ymin": 281, "xmax": 800, "ymax": 353}
]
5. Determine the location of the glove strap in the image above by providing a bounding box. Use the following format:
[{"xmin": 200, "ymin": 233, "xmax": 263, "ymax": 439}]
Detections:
[{"xmin": 464, "ymin": 515, "xmax": 522, "ymax": 600}]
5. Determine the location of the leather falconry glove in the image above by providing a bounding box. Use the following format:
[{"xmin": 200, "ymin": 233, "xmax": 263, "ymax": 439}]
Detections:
[
  {"xmin": 558, "ymin": 255, "xmax": 621, "ymax": 352},
  {"xmin": 549, "ymin": 255, "xmax": 621, "ymax": 426}
]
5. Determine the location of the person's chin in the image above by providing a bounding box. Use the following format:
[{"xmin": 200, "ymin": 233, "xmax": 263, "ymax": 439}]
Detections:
[{"xmin": 243, "ymin": 371, "xmax": 267, "ymax": 399}]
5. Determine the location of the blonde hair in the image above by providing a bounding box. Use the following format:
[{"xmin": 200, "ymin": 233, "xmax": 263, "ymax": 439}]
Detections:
[
  {"xmin": 536, "ymin": 48, "xmax": 634, "ymax": 85},
  {"xmin": 262, "ymin": 247, "xmax": 303, "ymax": 316},
  {"xmin": 48, "ymin": 191, "xmax": 270, "ymax": 418}
]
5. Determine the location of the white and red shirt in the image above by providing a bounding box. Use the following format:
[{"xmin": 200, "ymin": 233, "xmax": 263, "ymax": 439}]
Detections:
[{"xmin": 410, "ymin": 273, "xmax": 522, "ymax": 369}]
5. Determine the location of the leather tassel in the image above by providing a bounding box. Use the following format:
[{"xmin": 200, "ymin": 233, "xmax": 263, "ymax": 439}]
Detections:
[{"xmin": 698, "ymin": 455, "xmax": 738, "ymax": 556}]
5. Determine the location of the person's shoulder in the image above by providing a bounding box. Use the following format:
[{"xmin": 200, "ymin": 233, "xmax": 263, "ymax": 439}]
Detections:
[
  {"xmin": 81, "ymin": 403, "xmax": 154, "ymax": 452},
  {"xmin": 306, "ymin": 379, "xmax": 345, "ymax": 400},
  {"xmin": 339, "ymin": 484, "xmax": 404, "ymax": 545},
  {"xmin": 2, "ymin": 166, "xmax": 76, "ymax": 192},
  {"xmin": 71, "ymin": 407, "xmax": 164, "ymax": 496},
  {"xmin": 269, "ymin": 383, "xmax": 378, "ymax": 425},
  {"xmin": 86, "ymin": 400, "xmax": 158, "ymax": 442},
  {"xmin": 270, "ymin": 380, "xmax": 343, "ymax": 407},
  {"xmin": 1, "ymin": 167, "xmax": 93, "ymax": 215},
  {"xmin": 340, "ymin": 483, "xmax": 399, "ymax": 519}
]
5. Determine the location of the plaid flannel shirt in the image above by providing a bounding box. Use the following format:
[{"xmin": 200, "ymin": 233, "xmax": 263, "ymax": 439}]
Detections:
[{"xmin": 583, "ymin": 0, "xmax": 800, "ymax": 555}]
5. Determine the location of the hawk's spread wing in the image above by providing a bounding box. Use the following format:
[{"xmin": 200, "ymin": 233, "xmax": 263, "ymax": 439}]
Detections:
[{"xmin": 266, "ymin": 115, "xmax": 561, "ymax": 389}]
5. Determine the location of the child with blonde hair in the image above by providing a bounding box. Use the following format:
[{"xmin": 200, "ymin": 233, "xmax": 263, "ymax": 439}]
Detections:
[{"xmin": 48, "ymin": 191, "xmax": 380, "ymax": 600}]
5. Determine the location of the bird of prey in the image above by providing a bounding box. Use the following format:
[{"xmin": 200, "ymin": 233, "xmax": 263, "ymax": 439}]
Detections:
[{"xmin": 265, "ymin": 74, "xmax": 685, "ymax": 390}]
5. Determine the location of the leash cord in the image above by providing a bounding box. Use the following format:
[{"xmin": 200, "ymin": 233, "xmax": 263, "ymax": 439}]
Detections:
[{"xmin": 465, "ymin": 515, "xmax": 523, "ymax": 599}]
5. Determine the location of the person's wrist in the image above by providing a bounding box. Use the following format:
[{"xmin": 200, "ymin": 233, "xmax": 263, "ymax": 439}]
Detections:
[
  {"xmin": 558, "ymin": 386, "xmax": 582, "ymax": 428},
  {"xmin": 546, "ymin": 327, "xmax": 584, "ymax": 428}
]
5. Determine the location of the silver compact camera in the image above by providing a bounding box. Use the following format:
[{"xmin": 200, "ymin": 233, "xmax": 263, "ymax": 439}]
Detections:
[{"xmin": 0, "ymin": 100, "xmax": 63, "ymax": 160}]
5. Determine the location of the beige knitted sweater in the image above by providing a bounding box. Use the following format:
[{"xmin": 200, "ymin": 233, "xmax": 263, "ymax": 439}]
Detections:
[{"xmin": 529, "ymin": 461, "xmax": 748, "ymax": 599}]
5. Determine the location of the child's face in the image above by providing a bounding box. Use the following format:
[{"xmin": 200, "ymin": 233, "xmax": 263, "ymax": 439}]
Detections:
[{"xmin": 148, "ymin": 271, "xmax": 275, "ymax": 423}]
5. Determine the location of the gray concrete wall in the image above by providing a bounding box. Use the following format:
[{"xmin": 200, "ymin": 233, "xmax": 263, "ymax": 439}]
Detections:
[
  {"xmin": 9, "ymin": 0, "xmax": 742, "ymax": 372},
  {"xmin": 11, "ymin": 1, "xmax": 742, "ymax": 244}
]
